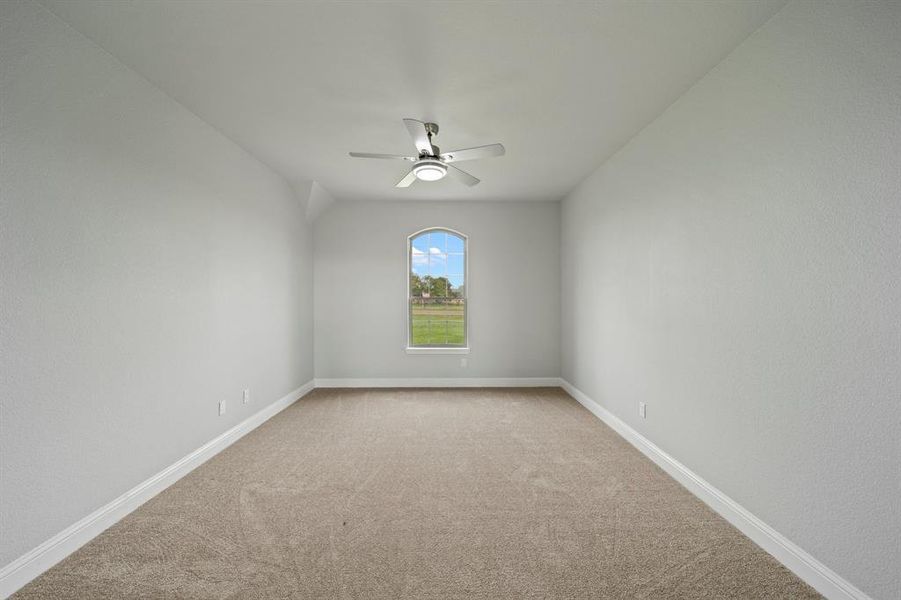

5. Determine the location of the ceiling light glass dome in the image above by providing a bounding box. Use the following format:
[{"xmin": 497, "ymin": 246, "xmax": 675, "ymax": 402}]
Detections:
[{"xmin": 412, "ymin": 159, "xmax": 447, "ymax": 181}]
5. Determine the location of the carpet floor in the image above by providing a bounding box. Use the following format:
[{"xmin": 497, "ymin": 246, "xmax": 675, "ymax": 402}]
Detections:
[{"xmin": 14, "ymin": 388, "xmax": 821, "ymax": 599}]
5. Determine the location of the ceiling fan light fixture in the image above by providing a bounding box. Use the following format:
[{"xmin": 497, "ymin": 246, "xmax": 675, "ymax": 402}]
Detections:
[{"xmin": 412, "ymin": 159, "xmax": 447, "ymax": 181}]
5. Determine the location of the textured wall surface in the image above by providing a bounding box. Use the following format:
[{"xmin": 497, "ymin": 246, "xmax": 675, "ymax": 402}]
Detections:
[
  {"xmin": 561, "ymin": 1, "xmax": 901, "ymax": 597},
  {"xmin": 314, "ymin": 201, "xmax": 560, "ymax": 380},
  {"xmin": 0, "ymin": 1, "xmax": 313, "ymax": 566}
]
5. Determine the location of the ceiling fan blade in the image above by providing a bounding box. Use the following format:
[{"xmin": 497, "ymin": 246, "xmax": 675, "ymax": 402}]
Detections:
[
  {"xmin": 447, "ymin": 165, "xmax": 480, "ymax": 187},
  {"xmin": 403, "ymin": 118, "xmax": 436, "ymax": 156},
  {"xmin": 440, "ymin": 143, "xmax": 505, "ymax": 163},
  {"xmin": 349, "ymin": 152, "xmax": 416, "ymax": 160},
  {"xmin": 395, "ymin": 170, "xmax": 418, "ymax": 188}
]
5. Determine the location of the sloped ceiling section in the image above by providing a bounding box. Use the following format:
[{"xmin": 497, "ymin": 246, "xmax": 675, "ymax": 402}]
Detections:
[
  {"xmin": 305, "ymin": 182, "xmax": 336, "ymax": 223},
  {"xmin": 41, "ymin": 0, "xmax": 785, "ymax": 202}
]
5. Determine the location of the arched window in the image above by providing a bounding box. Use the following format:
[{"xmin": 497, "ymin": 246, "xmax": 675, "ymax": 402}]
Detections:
[{"xmin": 407, "ymin": 228, "xmax": 468, "ymax": 352}]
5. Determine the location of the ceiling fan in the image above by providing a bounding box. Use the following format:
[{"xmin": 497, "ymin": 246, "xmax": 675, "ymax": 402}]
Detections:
[{"xmin": 349, "ymin": 119, "xmax": 505, "ymax": 188}]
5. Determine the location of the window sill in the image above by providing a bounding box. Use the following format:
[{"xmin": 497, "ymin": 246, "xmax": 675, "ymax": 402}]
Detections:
[{"xmin": 405, "ymin": 347, "xmax": 471, "ymax": 355}]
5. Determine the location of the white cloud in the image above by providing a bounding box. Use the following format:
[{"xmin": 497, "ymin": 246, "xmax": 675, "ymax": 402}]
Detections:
[{"xmin": 411, "ymin": 246, "xmax": 447, "ymax": 273}]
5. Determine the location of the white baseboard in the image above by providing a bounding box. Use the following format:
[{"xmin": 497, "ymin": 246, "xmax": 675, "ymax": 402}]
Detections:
[
  {"xmin": 0, "ymin": 380, "xmax": 315, "ymax": 599},
  {"xmin": 314, "ymin": 377, "xmax": 561, "ymax": 388},
  {"xmin": 558, "ymin": 379, "xmax": 871, "ymax": 600}
]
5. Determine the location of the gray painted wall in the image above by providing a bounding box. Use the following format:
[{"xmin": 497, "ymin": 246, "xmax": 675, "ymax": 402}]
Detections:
[
  {"xmin": 314, "ymin": 201, "xmax": 560, "ymax": 380},
  {"xmin": 561, "ymin": 2, "xmax": 901, "ymax": 597},
  {"xmin": 3, "ymin": 0, "xmax": 898, "ymax": 596},
  {"xmin": 0, "ymin": 1, "xmax": 314, "ymax": 566}
]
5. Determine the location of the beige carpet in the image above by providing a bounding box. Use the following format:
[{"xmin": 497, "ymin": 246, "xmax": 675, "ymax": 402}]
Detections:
[{"xmin": 14, "ymin": 388, "xmax": 821, "ymax": 599}]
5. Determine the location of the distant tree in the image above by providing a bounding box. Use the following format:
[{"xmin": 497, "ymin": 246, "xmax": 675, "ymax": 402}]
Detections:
[
  {"xmin": 421, "ymin": 275, "xmax": 434, "ymax": 297},
  {"xmin": 410, "ymin": 273, "xmax": 424, "ymax": 297},
  {"xmin": 411, "ymin": 274, "xmax": 455, "ymax": 299},
  {"xmin": 430, "ymin": 276, "xmax": 450, "ymax": 298}
]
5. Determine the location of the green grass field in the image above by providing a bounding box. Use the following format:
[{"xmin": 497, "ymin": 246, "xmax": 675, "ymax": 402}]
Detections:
[{"xmin": 410, "ymin": 301, "xmax": 465, "ymax": 345}]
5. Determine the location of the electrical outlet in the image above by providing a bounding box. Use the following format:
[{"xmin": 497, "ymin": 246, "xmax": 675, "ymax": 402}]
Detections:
[
  {"xmin": 638, "ymin": 402, "xmax": 646, "ymax": 419},
  {"xmin": 243, "ymin": 389, "xmax": 250, "ymax": 404},
  {"xmin": 219, "ymin": 399, "xmax": 227, "ymax": 416},
  {"xmin": 460, "ymin": 358, "xmax": 467, "ymax": 368}
]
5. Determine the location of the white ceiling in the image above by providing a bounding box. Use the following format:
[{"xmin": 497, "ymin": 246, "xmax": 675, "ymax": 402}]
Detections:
[{"xmin": 41, "ymin": 0, "xmax": 785, "ymax": 202}]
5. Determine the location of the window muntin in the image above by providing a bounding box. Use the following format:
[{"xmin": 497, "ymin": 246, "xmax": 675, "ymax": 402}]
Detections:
[{"xmin": 408, "ymin": 228, "xmax": 466, "ymax": 348}]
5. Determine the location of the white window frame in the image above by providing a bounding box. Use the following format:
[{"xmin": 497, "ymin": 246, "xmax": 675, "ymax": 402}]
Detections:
[{"xmin": 405, "ymin": 227, "xmax": 470, "ymax": 355}]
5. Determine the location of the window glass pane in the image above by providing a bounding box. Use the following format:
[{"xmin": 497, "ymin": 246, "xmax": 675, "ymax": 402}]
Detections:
[
  {"xmin": 428, "ymin": 231, "xmax": 447, "ymax": 254},
  {"xmin": 447, "ymin": 234, "xmax": 464, "ymax": 253},
  {"xmin": 446, "ymin": 318, "xmax": 465, "ymax": 344},
  {"xmin": 429, "ymin": 252, "xmax": 447, "ymax": 277},
  {"xmin": 410, "ymin": 274, "xmax": 424, "ymax": 297},
  {"xmin": 448, "ymin": 274, "xmax": 465, "ymax": 298},
  {"xmin": 410, "ymin": 301, "xmax": 427, "ymax": 345},
  {"xmin": 412, "ymin": 234, "xmax": 430, "ymax": 254},
  {"xmin": 447, "ymin": 253, "xmax": 464, "ymax": 275},
  {"xmin": 429, "ymin": 276, "xmax": 448, "ymax": 297},
  {"xmin": 412, "ymin": 243, "xmax": 428, "ymax": 271}
]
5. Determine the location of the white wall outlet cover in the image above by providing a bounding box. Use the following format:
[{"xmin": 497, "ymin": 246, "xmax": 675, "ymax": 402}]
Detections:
[
  {"xmin": 219, "ymin": 400, "xmax": 226, "ymax": 416},
  {"xmin": 639, "ymin": 402, "xmax": 647, "ymax": 418},
  {"xmin": 243, "ymin": 389, "xmax": 250, "ymax": 403},
  {"xmin": 461, "ymin": 358, "xmax": 468, "ymax": 368}
]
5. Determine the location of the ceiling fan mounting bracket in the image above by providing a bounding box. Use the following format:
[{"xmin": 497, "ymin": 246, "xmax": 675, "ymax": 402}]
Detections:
[{"xmin": 424, "ymin": 122, "xmax": 439, "ymax": 136}]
